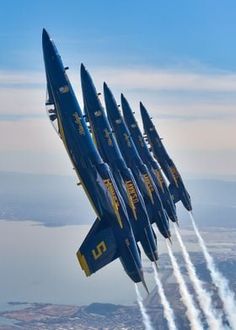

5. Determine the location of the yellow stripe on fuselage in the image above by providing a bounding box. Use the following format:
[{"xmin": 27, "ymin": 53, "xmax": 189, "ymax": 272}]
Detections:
[
  {"xmin": 125, "ymin": 180, "xmax": 138, "ymax": 220},
  {"xmin": 155, "ymin": 169, "xmax": 165, "ymax": 193},
  {"xmin": 169, "ymin": 166, "xmax": 180, "ymax": 187},
  {"xmin": 142, "ymin": 173, "xmax": 155, "ymax": 204},
  {"xmin": 103, "ymin": 178, "xmax": 123, "ymax": 229}
]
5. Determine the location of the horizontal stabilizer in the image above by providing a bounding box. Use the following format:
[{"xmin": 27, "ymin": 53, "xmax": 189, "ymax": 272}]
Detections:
[{"xmin": 77, "ymin": 218, "xmax": 118, "ymax": 276}]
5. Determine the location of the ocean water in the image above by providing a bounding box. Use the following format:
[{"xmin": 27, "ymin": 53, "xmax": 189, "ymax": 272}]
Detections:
[{"xmin": 0, "ymin": 220, "xmax": 156, "ymax": 309}]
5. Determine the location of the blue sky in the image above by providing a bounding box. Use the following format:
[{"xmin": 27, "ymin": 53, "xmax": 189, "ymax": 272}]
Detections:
[
  {"xmin": 0, "ymin": 0, "xmax": 236, "ymax": 177},
  {"xmin": 1, "ymin": 0, "xmax": 236, "ymax": 71}
]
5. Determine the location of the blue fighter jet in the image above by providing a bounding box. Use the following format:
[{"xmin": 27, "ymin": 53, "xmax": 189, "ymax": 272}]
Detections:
[
  {"xmin": 42, "ymin": 29, "xmax": 149, "ymax": 291},
  {"xmin": 121, "ymin": 94, "xmax": 178, "ymax": 223},
  {"xmin": 80, "ymin": 64, "xmax": 158, "ymax": 264},
  {"xmin": 140, "ymin": 102, "xmax": 192, "ymax": 212},
  {"xmin": 103, "ymin": 83, "xmax": 171, "ymax": 240}
]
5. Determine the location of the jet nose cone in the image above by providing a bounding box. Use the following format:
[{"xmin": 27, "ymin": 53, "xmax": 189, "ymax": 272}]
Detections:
[
  {"xmin": 103, "ymin": 81, "xmax": 108, "ymax": 90},
  {"xmin": 103, "ymin": 82, "xmax": 115, "ymax": 105},
  {"xmin": 80, "ymin": 63, "xmax": 88, "ymax": 83},
  {"xmin": 120, "ymin": 94, "xmax": 131, "ymax": 117},
  {"xmin": 140, "ymin": 102, "xmax": 143, "ymax": 108},
  {"xmin": 42, "ymin": 29, "xmax": 55, "ymax": 64},
  {"xmin": 103, "ymin": 81, "xmax": 111, "ymax": 97},
  {"xmin": 42, "ymin": 28, "xmax": 48, "ymax": 37},
  {"xmin": 80, "ymin": 65, "xmax": 99, "ymax": 109},
  {"xmin": 80, "ymin": 63, "xmax": 86, "ymax": 75},
  {"xmin": 140, "ymin": 102, "xmax": 145, "ymax": 119},
  {"xmin": 42, "ymin": 29, "xmax": 56, "ymax": 61},
  {"xmin": 80, "ymin": 64, "xmax": 94, "ymax": 90},
  {"xmin": 140, "ymin": 102, "xmax": 150, "ymax": 127},
  {"xmin": 121, "ymin": 93, "xmax": 128, "ymax": 108},
  {"xmin": 103, "ymin": 83, "xmax": 117, "ymax": 109},
  {"xmin": 140, "ymin": 102, "xmax": 146, "ymax": 116},
  {"xmin": 80, "ymin": 64, "xmax": 93, "ymax": 91},
  {"xmin": 42, "ymin": 28, "xmax": 51, "ymax": 46},
  {"xmin": 103, "ymin": 83, "xmax": 120, "ymax": 121}
]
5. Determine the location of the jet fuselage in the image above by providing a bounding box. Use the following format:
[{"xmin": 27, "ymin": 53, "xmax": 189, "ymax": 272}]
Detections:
[
  {"xmin": 80, "ymin": 65, "xmax": 158, "ymax": 262},
  {"xmin": 140, "ymin": 102, "xmax": 192, "ymax": 211},
  {"xmin": 42, "ymin": 29, "xmax": 145, "ymax": 284},
  {"xmin": 121, "ymin": 94, "xmax": 178, "ymax": 222},
  {"xmin": 104, "ymin": 83, "xmax": 171, "ymax": 239}
]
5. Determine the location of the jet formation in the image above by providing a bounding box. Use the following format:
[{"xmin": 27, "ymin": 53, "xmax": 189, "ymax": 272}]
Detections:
[{"xmin": 42, "ymin": 29, "xmax": 192, "ymax": 292}]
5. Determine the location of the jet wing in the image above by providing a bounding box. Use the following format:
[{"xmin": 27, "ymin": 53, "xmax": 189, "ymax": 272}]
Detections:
[{"xmin": 77, "ymin": 218, "xmax": 118, "ymax": 276}]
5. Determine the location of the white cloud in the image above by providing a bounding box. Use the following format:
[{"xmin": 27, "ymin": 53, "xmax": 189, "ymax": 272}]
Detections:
[
  {"xmin": 0, "ymin": 71, "xmax": 44, "ymax": 86},
  {"xmin": 0, "ymin": 118, "xmax": 73, "ymax": 175},
  {"xmin": 89, "ymin": 67, "xmax": 236, "ymax": 92},
  {"xmin": 0, "ymin": 88, "xmax": 44, "ymax": 116},
  {"xmin": 2, "ymin": 67, "xmax": 236, "ymax": 92},
  {"xmin": 150, "ymin": 118, "xmax": 236, "ymax": 152},
  {"xmin": 0, "ymin": 118, "xmax": 59, "ymax": 152},
  {"xmin": 0, "ymin": 66, "xmax": 235, "ymax": 176},
  {"xmin": 1, "ymin": 67, "xmax": 236, "ymax": 120}
]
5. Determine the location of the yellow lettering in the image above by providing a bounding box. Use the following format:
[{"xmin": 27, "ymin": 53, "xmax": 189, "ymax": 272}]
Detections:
[
  {"xmin": 123, "ymin": 133, "xmax": 132, "ymax": 147},
  {"xmin": 143, "ymin": 173, "xmax": 154, "ymax": 204},
  {"xmin": 125, "ymin": 180, "xmax": 138, "ymax": 220},
  {"xmin": 103, "ymin": 179, "xmax": 123, "ymax": 228},
  {"xmin": 143, "ymin": 174, "xmax": 155, "ymax": 192},
  {"xmin": 170, "ymin": 166, "xmax": 180, "ymax": 186},
  {"xmin": 73, "ymin": 112, "xmax": 85, "ymax": 135},
  {"xmin": 104, "ymin": 129, "xmax": 113, "ymax": 146},
  {"xmin": 155, "ymin": 169, "xmax": 165, "ymax": 193},
  {"xmin": 92, "ymin": 241, "xmax": 107, "ymax": 260}
]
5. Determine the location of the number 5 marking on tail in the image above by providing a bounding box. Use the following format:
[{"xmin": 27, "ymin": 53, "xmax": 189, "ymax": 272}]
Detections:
[{"xmin": 92, "ymin": 241, "xmax": 107, "ymax": 260}]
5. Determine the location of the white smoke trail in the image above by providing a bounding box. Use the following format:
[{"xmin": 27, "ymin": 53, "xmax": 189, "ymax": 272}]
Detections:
[
  {"xmin": 135, "ymin": 283, "xmax": 154, "ymax": 330},
  {"xmin": 152, "ymin": 263, "xmax": 177, "ymax": 330},
  {"xmin": 174, "ymin": 223, "xmax": 223, "ymax": 330},
  {"xmin": 190, "ymin": 212, "xmax": 236, "ymax": 330},
  {"xmin": 166, "ymin": 241, "xmax": 203, "ymax": 330}
]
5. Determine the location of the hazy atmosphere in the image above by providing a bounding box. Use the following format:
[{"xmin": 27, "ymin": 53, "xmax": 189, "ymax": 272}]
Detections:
[
  {"xmin": 0, "ymin": 1, "xmax": 236, "ymax": 178},
  {"xmin": 0, "ymin": 1, "xmax": 236, "ymax": 330}
]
